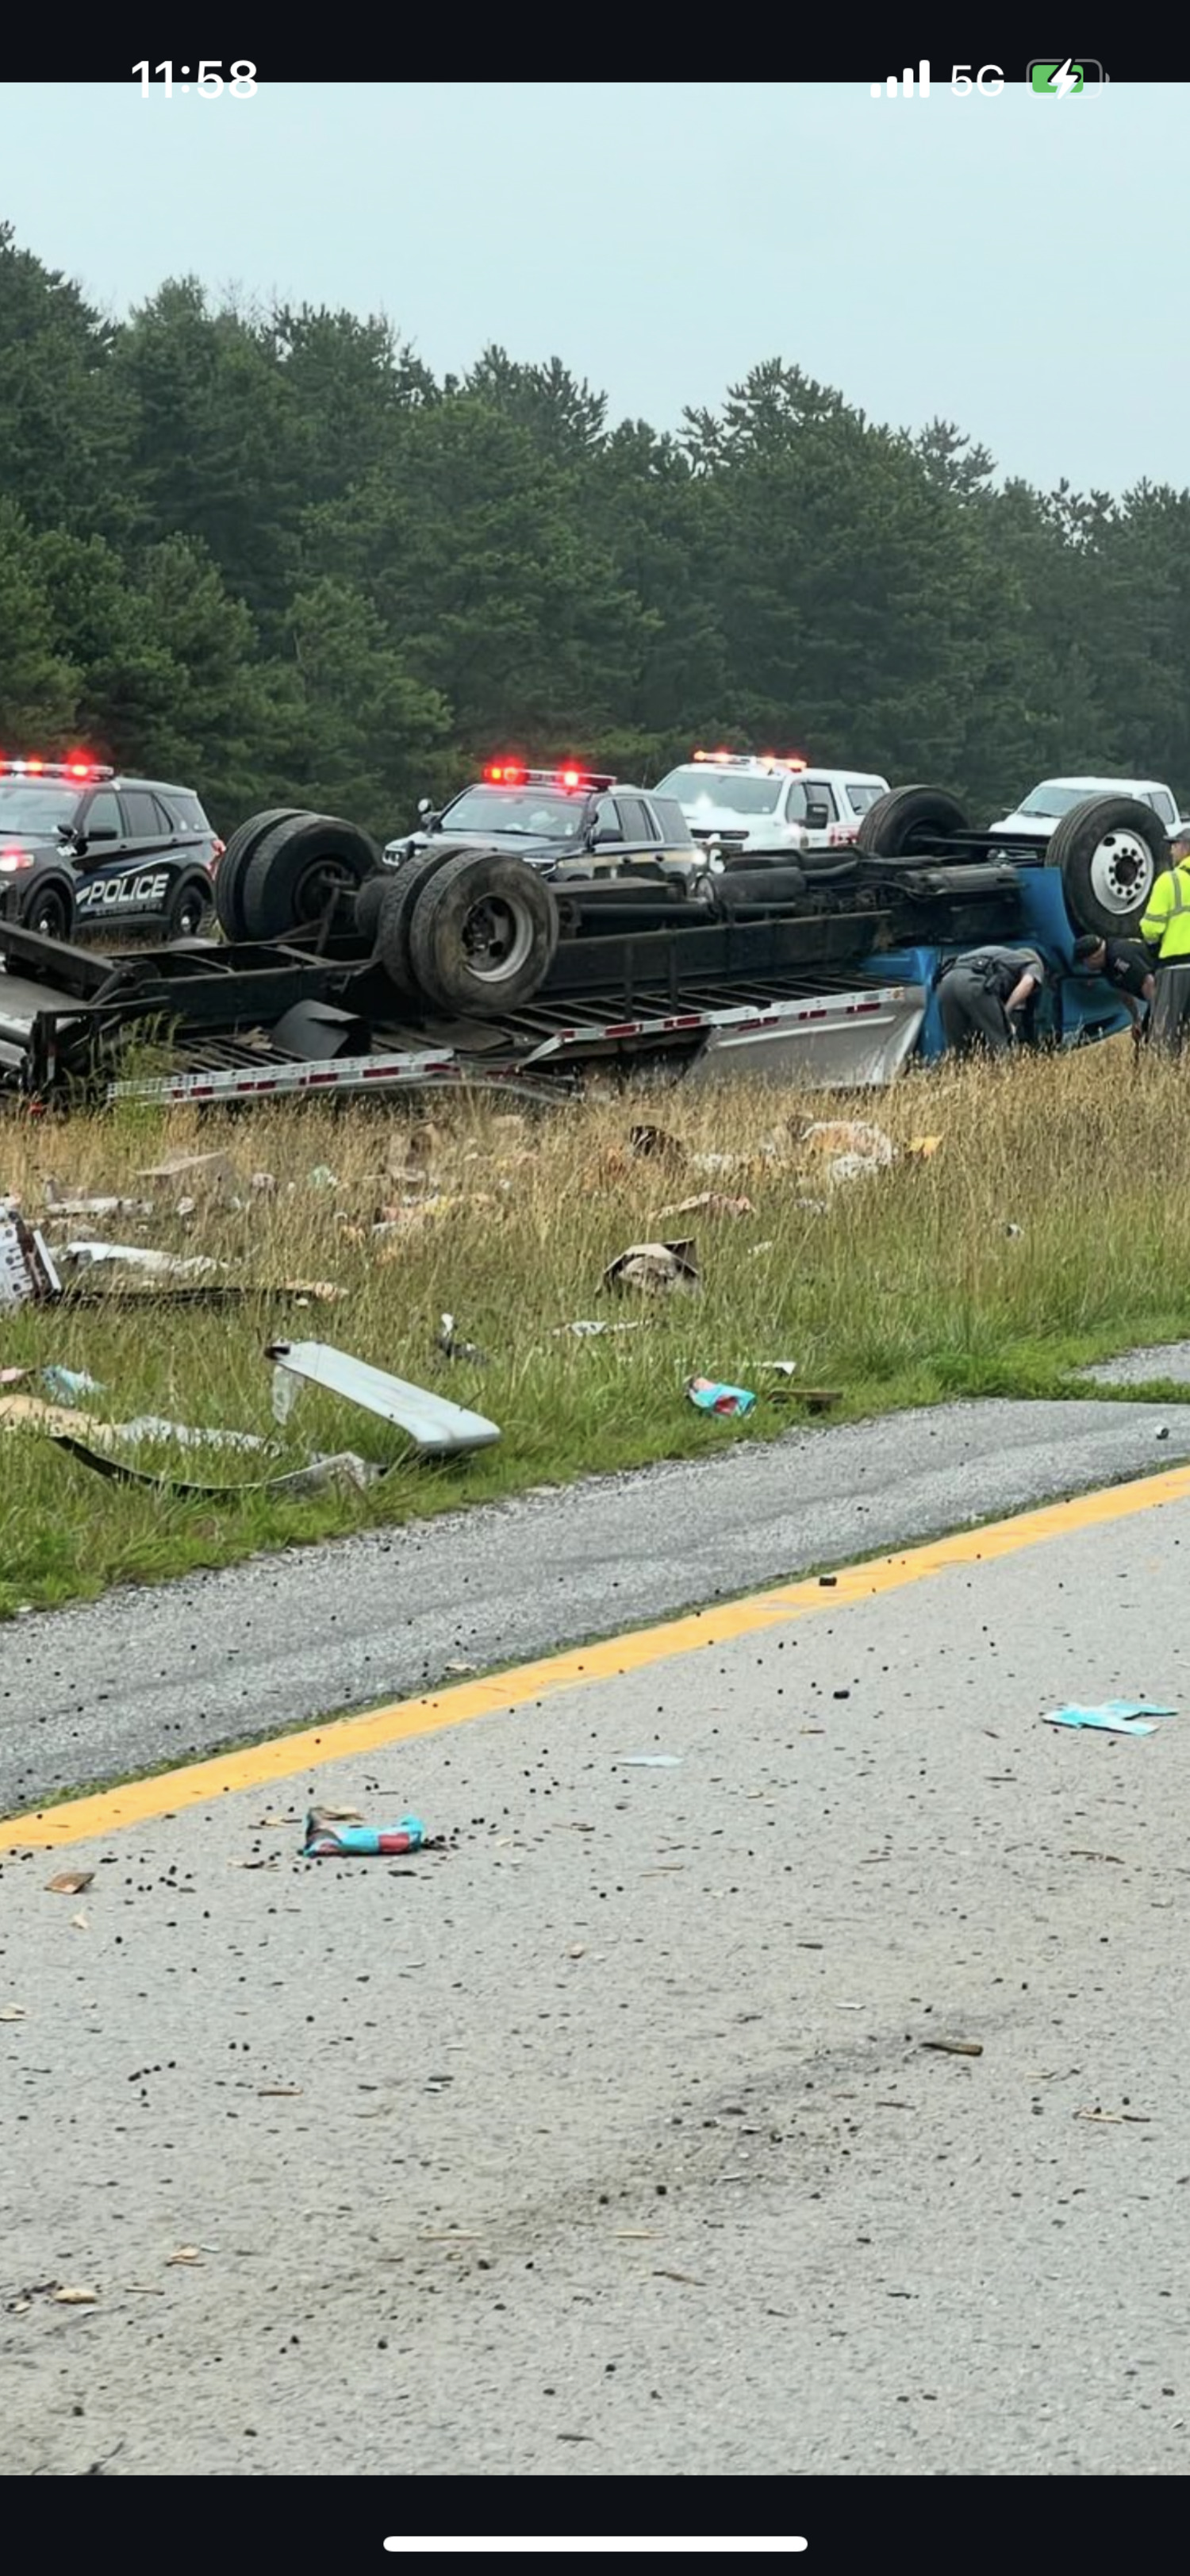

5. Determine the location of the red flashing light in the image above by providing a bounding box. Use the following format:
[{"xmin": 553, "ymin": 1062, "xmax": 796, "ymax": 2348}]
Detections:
[
  {"xmin": 559, "ymin": 768, "xmax": 582, "ymax": 789},
  {"xmin": 0, "ymin": 752, "xmax": 107, "ymax": 780},
  {"xmin": 485, "ymin": 761, "xmax": 528, "ymax": 786}
]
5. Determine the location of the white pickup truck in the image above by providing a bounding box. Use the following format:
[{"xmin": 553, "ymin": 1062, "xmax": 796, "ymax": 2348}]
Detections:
[
  {"xmin": 991, "ymin": 775, "xmax": 1182, "ymax": 840},
  {"xmin": 987, "ymin": 775, "xmax": 1186, "ymax": 932},
  {"xmin": 654, "ymin": 751, "xmax": 890, "ymax": 859}
]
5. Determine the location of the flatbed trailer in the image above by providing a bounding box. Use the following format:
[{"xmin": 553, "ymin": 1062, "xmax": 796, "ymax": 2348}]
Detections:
[{"xmin": 0, "ymin": 782, "xmax": 1159, "ymax": 1111}]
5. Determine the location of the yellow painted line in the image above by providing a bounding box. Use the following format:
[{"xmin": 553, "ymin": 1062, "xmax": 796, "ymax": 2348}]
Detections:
[{"xmin": 5, "ymin": 1457, "xmax": 1190, "ymax": 1854}]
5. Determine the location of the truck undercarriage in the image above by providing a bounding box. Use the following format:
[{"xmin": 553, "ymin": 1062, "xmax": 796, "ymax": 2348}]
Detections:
[{"xmin": 0, "ymin": 784, "xmax": 1162, "ymax": 1110}]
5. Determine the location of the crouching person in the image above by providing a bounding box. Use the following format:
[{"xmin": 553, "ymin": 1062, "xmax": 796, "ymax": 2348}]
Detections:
[
  {"xmin": 1071, "ymin": 932, "xmax": 1154, "ymax": 1050},
  {"xmin": 937, "ymin": 948, "xmax": 1046, "ymax": 1059}
]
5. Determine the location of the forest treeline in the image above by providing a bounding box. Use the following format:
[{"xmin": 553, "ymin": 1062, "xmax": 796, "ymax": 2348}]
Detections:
[{"xmin": 2, "ymin": 218, "xmax": 1187, "ymax": 838}]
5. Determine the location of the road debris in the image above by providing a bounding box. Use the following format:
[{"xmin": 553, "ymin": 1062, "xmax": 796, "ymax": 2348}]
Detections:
[
  {"xmin": 616, "ymin": 1754, "xmax": 683, "ymax": 1769},
  {"xmin": 660, "ymin": 1191, "xmax": 754, "ymax": 1220},
  {"xmin": 118, "ymin": 1417, "xmax": 276, "ymax": 1455},
  {"xmin": 45, "ymin": 1870, "xmax": 94, "ymax": 1896},
  {"xmin": 40, "ymin": 1367, "xmax": 105, "ymax": 1403},
  {"xmin": 1043, "ymin": 1701, "xmax": 1176, "ymax": 1737},
  {"xmin": 920, "ymin": 2038, "xmax": 984, "ymax": 2058},
  {"xmin": 753, "ymin": 1359, "xmax": 799, "ymax": 1378},
  {"xmin": 44, "ymin": 1182, "xmax": 155, "ymax": 1220},
  {"xmin": 685, "ymin": 1376, "xmax": 757, "ymax": 1418},
  {"xmin": 603, "ymin": 1239, "xmax": 700, "ymax": 1298},
  {"xmin": 769, "ymin": 1386, "xmax": 843, "ymax": 1414},
  {"xmin": 52, "ymin": 2284, "xmax": 98, "ymax": 2305},
  {"xmin": 551, "ymin": 1318, "xmax": 644, "ymax": 1340},
  {"xmin": 436, "ymin": 1313, "xmax": 488, "ymax": 1363},
  {"xmin": 51, "ymin": 1240, "xmax": 225, "ymax": 1282},
  {"xmin": 266, "ymin": 1340, "xmax": 501, "ymax": 1459},
  {"xmin": 301, "ymin": 1810, "xmax": 432, "ymax": 1858},
  {"xmin": 794, "ymin": 1119, "xmax": 896, "ymax": 1186},
  {"xmin": 629, "ymin": 1123, "xmax": 685, "ymax": 1164},
  {"xmin": 0, "ymin": 1202, "xmax": 60, "ymax": 1306},
  {"xmin": 0, "ymin": 2004, "xmax": 28, "ymax": 2020},
  {"xmin": 43, "ymin": 1424, "xmax": 381, "ymax": 1500},
  {"xmin": 1074, "ymin": 2108, "xmax": 1152, "ymax": 2125},
  {"xmin": 137, "ymin": 1150, "xmax": 236, "ymax": 1205}
]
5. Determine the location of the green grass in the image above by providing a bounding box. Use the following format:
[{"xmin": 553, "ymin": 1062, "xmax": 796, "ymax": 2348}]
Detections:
[{"xmin": 2, "ymin": 1040, "xmax": 1188, "ymax": 1619}]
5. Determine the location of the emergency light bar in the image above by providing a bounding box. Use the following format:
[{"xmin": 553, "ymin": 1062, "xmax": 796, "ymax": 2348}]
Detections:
[
  {"xmin": 483, "ymin": 763, "xmax": 616, "ymax": 793},
  {"xmin": 692, "ymin": 748, "xmax": 807, "ymax": 774},
  {"xmin": 0, "ymin": 756, "xmax": 113, "ymax": 781}
]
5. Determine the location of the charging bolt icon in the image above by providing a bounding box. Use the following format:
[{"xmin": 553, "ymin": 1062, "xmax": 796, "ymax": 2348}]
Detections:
[{"xmin": 1027, "ymin": 59, "xmax": 1105, "ymax": 91}]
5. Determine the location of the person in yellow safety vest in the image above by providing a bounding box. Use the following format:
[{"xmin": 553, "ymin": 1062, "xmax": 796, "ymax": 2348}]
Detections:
[{"xmin": 1140, "ymin": 835, "xmax": 1190, "ymax": 1051}]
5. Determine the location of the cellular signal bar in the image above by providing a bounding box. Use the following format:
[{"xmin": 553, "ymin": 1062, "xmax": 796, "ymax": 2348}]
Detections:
[{"xmin": 870, "ymin": 61, "xmax": 931, "ymax": 96}]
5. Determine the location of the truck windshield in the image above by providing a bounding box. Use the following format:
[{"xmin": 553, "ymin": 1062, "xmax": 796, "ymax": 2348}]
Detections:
[
  {"xmin": 1019, "ymin": 783, "xmax": 1111, "ymax": 818},
  {"xmin": 0, "ymin": 783, "xmax": 79, "ymax": 831},
  {"xmin": 441, "ymin": 786, "xmax": 585, "ymax": 837},
  {"xmin": 657, "ymin": 767, "xmax": 785, "ymax": 817}
]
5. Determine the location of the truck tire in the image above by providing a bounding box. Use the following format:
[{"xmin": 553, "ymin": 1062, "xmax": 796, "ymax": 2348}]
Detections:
[
  {"xmin": 854, "ymin": 786, "xmax": 969, "ymax": 859},
  {"xmin": 240, "ymin": 813, "xmax": 380, "ymax": 942},
  {"xmin": 1046, "ymin": 794, "xmax": 1168, "ymax": 940},
  {"xmin": 374, "ymin": 845, "xmax": 474, "ymax": 1000},
  {"xmin": 405, "ymin": 848, "xmax": 559, "ymax": 1017},
  {"xmin": 214, "ymin": 807, "xmax": 304, "ymax": 940},
  {"xmin": 353, "ymin": 873, "xmax": 390, "ymax": 952}
]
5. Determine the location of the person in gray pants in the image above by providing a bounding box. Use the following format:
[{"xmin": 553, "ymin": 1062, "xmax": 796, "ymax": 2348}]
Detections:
[{"xmin": 937, "ymin": 947, "xmax": 1046, "ymax": 1058}]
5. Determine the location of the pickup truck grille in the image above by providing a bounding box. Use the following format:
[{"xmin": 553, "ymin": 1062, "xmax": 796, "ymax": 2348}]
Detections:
[{"xmin": 690, "ymin": 826, "xmax": 748, "ymax": 852}]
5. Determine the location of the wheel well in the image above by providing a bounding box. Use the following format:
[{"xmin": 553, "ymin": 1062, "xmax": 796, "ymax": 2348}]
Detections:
[{"xmin": 25, "ymin": 871, "xmax": 74, "ymax": 910}]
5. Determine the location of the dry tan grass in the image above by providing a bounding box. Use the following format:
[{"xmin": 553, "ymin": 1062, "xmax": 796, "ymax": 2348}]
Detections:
[{"xmin": 1, "ymin": 1036, "xmax": 1185, "ymax": 1613}]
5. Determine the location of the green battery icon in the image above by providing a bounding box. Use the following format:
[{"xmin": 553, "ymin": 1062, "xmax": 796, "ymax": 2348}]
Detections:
[{"xmin": 1027, "ymin": 60, "xmax": 1104, "ymax": 91}]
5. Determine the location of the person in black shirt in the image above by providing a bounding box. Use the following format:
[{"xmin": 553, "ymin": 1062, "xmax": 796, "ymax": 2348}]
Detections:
[{"xmin": 1071, "ymin": 933, "xmax": 1154, "ymax": 1039}]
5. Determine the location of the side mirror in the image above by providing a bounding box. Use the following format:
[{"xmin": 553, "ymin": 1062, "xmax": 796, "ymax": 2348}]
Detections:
[
  {"xmin": 416, "ymin": 798, "xmax": 433, "ymax": 819},
  {"xmin": 804, "ymin": 802, "xmax": 830, "ymax": 830}
]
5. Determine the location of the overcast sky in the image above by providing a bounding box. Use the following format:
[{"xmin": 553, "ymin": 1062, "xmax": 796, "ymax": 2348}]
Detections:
[{"xmin": 6, "ymin": 80, "xmax": 1182, "ymax": 494}]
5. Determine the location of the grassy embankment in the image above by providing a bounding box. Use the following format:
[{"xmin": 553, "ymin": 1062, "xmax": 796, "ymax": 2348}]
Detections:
[{"xmin": 2, "ymin": 1039, "xmax": 1186, "ymax": 1617}]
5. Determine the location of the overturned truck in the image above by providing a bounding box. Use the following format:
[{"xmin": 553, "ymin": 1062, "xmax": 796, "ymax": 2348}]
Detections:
[{"xmin": 0, "ymin": 787, "xmax": 1165, "ymax": 1110}]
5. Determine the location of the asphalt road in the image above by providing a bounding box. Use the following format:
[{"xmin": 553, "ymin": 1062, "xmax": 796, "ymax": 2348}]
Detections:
[
  {"xmin": 3, "ymin": 1478, "xmax": 1189, "ymax": 2475},
  {"xmin": 3, "ymin": 1388, "xmax": 1190, "ymax": 1809}
]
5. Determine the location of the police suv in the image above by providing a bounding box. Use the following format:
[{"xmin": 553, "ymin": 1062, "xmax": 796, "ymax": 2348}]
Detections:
[
  {"xmin": 0, "ymin": 758, "xmax": 224, "ymax": 942},
  {"xmin": 384, "ymin": 762, "xmax": 698, "ymax": 874}
]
